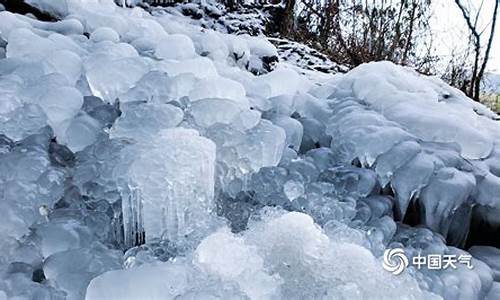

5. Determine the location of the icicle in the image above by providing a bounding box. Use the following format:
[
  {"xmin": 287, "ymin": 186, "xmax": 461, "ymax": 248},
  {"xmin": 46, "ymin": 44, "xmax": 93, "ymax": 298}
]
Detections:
[{"xmin": 123, "ymin": 184, "xmax": 145, "ymax": 247}]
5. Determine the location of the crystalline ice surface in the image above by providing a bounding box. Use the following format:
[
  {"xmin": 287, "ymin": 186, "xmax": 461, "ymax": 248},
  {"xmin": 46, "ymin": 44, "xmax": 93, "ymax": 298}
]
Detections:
[
  {"xmin": 122, "ymin": 128, "xmax": 216, "ymax": 245},
  {"xmin": 155, "ymin": 34, "xmax": 196, "ymax": 60},
  {"xmin": 470, "ymin": 246, "xmax": 500, "ymax": 281},
  {"xmin": 85, "ymin": 54, "xmax": 150, "ymax": 103},
  {"xmin": 110, "ymin": 102, "xmax": 184, "ymax": 143},
  {"xmin": 90, "ymin": 27, "xmax": 120, "ymax": 43},
  {"xmin": 3, "ymin": 1, "xmax": 500, "ymax": 300},
  {"xmin": 86, "ymin": 262, "xmax": 193, "ymax": 300},
  {"xmin": 87, "ymin": 211, "xmax": 436, "ymax": 299}
]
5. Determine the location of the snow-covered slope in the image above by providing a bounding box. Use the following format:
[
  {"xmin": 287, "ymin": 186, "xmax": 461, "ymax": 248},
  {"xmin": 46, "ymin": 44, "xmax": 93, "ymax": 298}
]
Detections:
[{"xmin": 1, "ymin": 0, "xmax": 500, "ymax": 299}]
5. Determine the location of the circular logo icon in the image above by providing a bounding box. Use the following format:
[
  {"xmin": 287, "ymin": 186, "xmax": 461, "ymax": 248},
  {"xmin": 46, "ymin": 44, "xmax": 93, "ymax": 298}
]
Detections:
[{"xmin": 383, "ymin": 248, "xmax": 409, "ymax": 275}]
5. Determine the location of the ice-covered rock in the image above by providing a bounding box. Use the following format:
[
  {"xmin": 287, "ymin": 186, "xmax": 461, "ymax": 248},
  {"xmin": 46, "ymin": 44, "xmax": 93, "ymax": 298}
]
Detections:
[
  {"xmin": 58, "ymin": 112, "xmax": 102, "ymax": 152},
  {"xmin": 470, "ymin": 246, "xmax": 500, "ymax": 281},
  {"xmin": 82, "ymin": 39, "xmax": 145, "ymax": 95},
  {"xmin": 43, "ymin": 245, "xmax": 122, "ymax": 300},
  {"xmin": 110, "ymin": 102, "xmax": 183, "ymax": 142},
  {"xmin": 486, "ymin": 282, "xmax": 500, "ymax": 300},
  {"xmin": 331, "ymin": 61, "xmax": 497, "ymax": 158},
  {"xmin": 155, "ymin": 34, "xmax": 196, "ymax": 60},
  {"xmin": 254, "ymin": 67, "xmax": 304, "ymax": 98},
  {"xmin": 90, "ymin": 27, "xmax": 120, "ymax": 43},
  {"xmin": 189, "ymin": 76, "xmax": 249, "ymax": 107},
  {"xmin": 319, "ymin": 61, "xmax": 500, "ymax": 245},
  {"xmin": 0, "ymin": 103, "xmax": 48, "ymax": 141},
  {"xmin": 45, "ymin": 49, "xmax": 83, "ymax": 85},
  {"xmin": 6, "ymin": 28, "xmax": 58, "ymax": 60},
  {"xmin": 0, "ymin": 128, "xmax": 67, "ymax": 240},
  {"xmin": 205, "ymin": 119, "xmax": 286, "ymax": 189},
  {"xmin": 119, "ymin": 71, "xmax": 172, "ymax": 103},
  {"xmin": 86, "ymin": 262, "xmax": 194, "ymax": 300},
  {"xmin": 156, "ymin": 56, "xmax": 217, "ymax": 79}
]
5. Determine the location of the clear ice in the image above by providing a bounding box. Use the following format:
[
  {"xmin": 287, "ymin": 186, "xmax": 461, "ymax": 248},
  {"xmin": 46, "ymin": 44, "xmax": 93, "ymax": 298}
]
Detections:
[{"xmin": 1, "ymin": 0, "xmax": 500, "ymax": 299}]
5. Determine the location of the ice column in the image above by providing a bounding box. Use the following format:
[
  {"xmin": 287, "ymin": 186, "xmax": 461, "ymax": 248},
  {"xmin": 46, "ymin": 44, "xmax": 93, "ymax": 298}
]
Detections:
[{"xmin": 122, "ymin": 128, "xmax": 216, "ymax": 246}]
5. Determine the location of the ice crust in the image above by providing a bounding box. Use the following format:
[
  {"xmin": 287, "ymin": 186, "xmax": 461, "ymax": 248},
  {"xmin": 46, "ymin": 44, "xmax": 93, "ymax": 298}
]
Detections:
[{"xmin": 1, "ymin": 0, "xmax": 500, "ymax": 299}]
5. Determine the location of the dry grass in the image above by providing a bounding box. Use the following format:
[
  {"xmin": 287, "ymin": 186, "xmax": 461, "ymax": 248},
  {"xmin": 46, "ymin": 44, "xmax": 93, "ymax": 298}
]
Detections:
[{"xmin": 480, "ymin": 93, "xmax": 500, "ymax": 113}]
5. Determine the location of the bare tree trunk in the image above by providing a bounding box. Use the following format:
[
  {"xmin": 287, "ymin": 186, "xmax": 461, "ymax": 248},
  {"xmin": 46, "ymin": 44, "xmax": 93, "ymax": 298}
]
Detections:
[
  {"xmin": 471, "ymin": 41, "xmax": 481, "ymax": 99},
  {"xmin": 475, "ymin": 0, "xmax": 499, "ymax": 100},
  {"xmin": 402, "ymin": 2, "xmax": 418, "ymax": 65},
  {"xmin": 454, "ymin": 0, "xmax": 498, "ymax": 101},
  {"xmin": 281, "ymin": 0, "xmax": 296, "ymax": 36}
]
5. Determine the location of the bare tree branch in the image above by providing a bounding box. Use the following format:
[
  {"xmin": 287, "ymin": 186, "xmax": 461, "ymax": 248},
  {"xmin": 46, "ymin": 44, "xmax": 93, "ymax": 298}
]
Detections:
[
  {"xmin": 455, "ymin": 0, "xmax": 498, "ymax": 100},
  {"xmin": 476, "ymin": 0, "xmax": 499, "ymax": 100}
]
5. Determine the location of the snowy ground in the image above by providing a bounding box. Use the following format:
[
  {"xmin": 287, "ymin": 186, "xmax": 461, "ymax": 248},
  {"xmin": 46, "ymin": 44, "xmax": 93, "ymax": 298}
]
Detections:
[{"xmin": 1, "ymin": 0, "xmax": 500, "ymax": 299}]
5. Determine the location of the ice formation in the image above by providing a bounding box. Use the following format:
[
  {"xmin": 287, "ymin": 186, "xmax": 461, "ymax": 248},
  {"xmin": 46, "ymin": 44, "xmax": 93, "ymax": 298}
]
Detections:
[
  {"xmin": 87, "ymin": 211, "xmax": 438, "ymax": 300},
  {"xmin": 1, "ymin": 0, "xmax": 500, "ymax": 299},
  {"xmin": 120, "ymin": 127, "xmax": 217, "ymax": 247}
]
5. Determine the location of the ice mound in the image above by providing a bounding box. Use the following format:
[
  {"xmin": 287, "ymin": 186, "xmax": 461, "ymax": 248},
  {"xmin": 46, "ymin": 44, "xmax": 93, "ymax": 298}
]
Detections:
[
  {"xmin": 90, "ymin": 27, "xmax": 120, "ymax": 43},
  {"xmin": 319, "ymin": 61, "xmax": 500, "ymax": 245},
  {"xmin": 109, "ymin": 102, "xmax": 183, "ymax": 142},
  {"xmin": 194, "ymin": 228, "xmax": 280, "ymax": 299},
  {"xmin": 331, "ymin": 61, "xmax": 497, "ymax": 160},
  {"xmin": 86, "ymin": 262, "xmax": 198, "ymax": 300},
  {"xmin": 43, "ymin": 245, "xmax": 122, "ymax": 299},
  {"xmin": 155, "ymin": 34, "xmax": 196, "ymax": 60},
  {"xmin": 87, "ymin": 211, "xmax": 436, "ymax": 300},
  {"xmin": 0, "ymin": 128, "xmax": 67, "ymax": 241},
  {"xmin": 85, "ymin": 52, "xmax": 150, "ymax": 103},
  {"xmin": 470, "ymin": 246, "xmax": 500, "ymax": 281}
]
